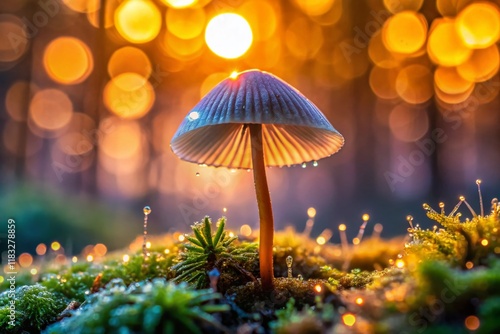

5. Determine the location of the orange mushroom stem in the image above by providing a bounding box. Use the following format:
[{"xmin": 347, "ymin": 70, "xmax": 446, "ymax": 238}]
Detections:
[{"xmin": 249, "ymin": 123, "xmax": 274, "ymax": 291}]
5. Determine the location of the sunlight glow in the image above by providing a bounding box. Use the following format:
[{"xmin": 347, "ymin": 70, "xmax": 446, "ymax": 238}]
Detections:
[
  {"xmin": 205, "ymin": 13, "xmax": 253, "ymax": 59},
  {"xmin": 43, "ymin": 37, "xmax": 93, "ymax": 84},
  {"xmin": 115, "ymin": 0, "xmax": 161, "ymax": 43}
]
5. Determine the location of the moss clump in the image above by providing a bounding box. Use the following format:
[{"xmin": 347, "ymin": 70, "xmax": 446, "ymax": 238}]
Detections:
[
  {"xmin": 173, "ymin": 216, "xmax": 258, "ymax": 289},
  {"xmin": 405, "ymin": 201, "xmax": 500, "ymax": 268},
  {"xmin": 0, "ymin": 284, "xmax": 68, "ymax": 333},
  {"xmin": 269, "ymin": 298, "xmax": 335, "ymax": 334},
  {"xmin": 44, "ymin": 278, "xmax": 229, "ymax": 334},
  {"xmin": 227, "ymin": 277, "xmax": 331, "ymax": 313}
]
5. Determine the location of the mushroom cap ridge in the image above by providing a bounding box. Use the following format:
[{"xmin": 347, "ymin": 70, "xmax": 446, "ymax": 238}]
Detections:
[{"xmin": 171, "ymin": 69, "xmax": 344, "ymax": 169}]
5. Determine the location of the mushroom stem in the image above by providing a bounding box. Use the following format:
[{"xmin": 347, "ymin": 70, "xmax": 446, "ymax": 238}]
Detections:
[{"xmin": 249, "ymin": 123, "xmax": 274, "ymax": 291}]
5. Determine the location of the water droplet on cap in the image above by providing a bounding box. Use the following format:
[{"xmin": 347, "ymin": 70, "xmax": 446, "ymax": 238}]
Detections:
[
  {"xmin": 313, "ymin": 161, "xmax": 318, "ymax": 167},
  {"xmin": 301, "ymin": 162, "xmax": 306, "ymax": 168},
  {"xmin": 195, "ymin": 172, "xmax": 200, "ymax": 177}
]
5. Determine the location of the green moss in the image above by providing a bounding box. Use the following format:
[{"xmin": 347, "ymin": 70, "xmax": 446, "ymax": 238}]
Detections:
[
  {"xmin": 100, "ymin": 250, "xmax": 175, "ymax": 286},
  {"xmin": 44, "ymin": 278, "xmax": 229, "ymax": 334},
  {"xmin": 269, "ymin": 298, "xmax": 335, "ymax": 334},
  {"xmin": 0, "ymin": 284, "xmax": 68, "ymax": 333},
  {"xmin": 227, "ymin": 277, "xmax": 327, "ymax": 312}
]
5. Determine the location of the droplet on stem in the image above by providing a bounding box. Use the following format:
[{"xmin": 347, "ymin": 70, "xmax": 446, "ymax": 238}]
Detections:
[
  {"xmin": 143, "ymin": 206, "xmax": 151, "ymax": 215},
  {"xmin": 286, "ymin": 255, "xmax": 293, "ymax": 278}
]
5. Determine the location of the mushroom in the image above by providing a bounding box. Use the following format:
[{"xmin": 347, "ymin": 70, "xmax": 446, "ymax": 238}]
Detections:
[{"xmin": 170, "ymin": 69, "xmax": 344, "ymax": 291}]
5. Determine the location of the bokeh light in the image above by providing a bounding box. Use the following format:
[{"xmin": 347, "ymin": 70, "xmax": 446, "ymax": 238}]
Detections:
[
  {"xmin": 239, "ymin": 1, "xmax": 277, "ymax": 41},
  {"xmin": 434, "ymin": 66, "xmax": 474, "ymax": 95},
  {"xmin": 294, "ymin": 0, "xmax": 335, "ymax": 17},
  {"xmin": 0, "ymin": 14, "xmax": 29, "ymax": 64},
  {"xmin": 383, "ymin": 11, "xmax": 427, "ymax": 54},
  {"xmin": 456, "ymin": 45, "xmax": 499, "ymax": 82},
  {"xmin": 464, "ymin": 315, "xmax": 480, "ymax": 331},
  {"xmin": 5, "ymin": 81, "xmax": 32, "ymax": 121},
  {"xmin": 166, "ymin": 7, "xmax": 205, "ymax": 40},
  {"xmin": 285, "ymin": 18, "xmax": 323, "ymax": 61},
  {"xmin": 36, "ymin": 243, "xmax": 47, "ymax": 256},
  {"xmin": 389, "ymin": 105, "xmax": 429, "ymax": 142},
  {"xmin": 205, "ymin": 13, "xmax": 253, "ymax": 59},
  {"xmin": 383, "ymin": 0, "xmax": 424, "ymax": 14},
  {"xmin": 43, "ymin": 37, "xmax": 94, "ymax": 84},
  {"xmin": 62, "ymin": 0, "xmax": 100, "ymax": 13},
  {"xmin": 29, "ymin": 89, "xmax": 73, "ymax": 131},
  {"xmin": 160, "ymin": 0, "xmax": 197, "ymax": 8},
  {"xmin": 100, "ymin": 120, "xmax": 142, "ymax": 160},
  {"xmin": 428, "ymin": 19, "xmax": 472, "ymax": 66},
  {"xmin": 456, "ymin": 2, "xmax": 500, "ymax": 48},
  {"xmin": 19, "ymin": 253, "xmax": 33, "ymax": 268},
  {"xmin": 103, "ymin": 73, "xmax": 155, "ymax": 119},
  {"xmin": 115, "ymin": 0, "xmax": 162, "ymax": 43},
  {"xmin": 108, "ymin": 46, "xmax": 152, "ymax": 79},
  {"xmin": 395, "ymin": 64, "xmax": 433, "ymax": 104},
  {"xmin": 369, "ymin": 66, "xmax": 399, "ymax": 100}
]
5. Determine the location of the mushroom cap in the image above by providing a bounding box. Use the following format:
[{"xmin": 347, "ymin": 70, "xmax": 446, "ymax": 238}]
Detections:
[{"xmin": 171, "ymin": 69, "xmax": 344, "ymax": 169}]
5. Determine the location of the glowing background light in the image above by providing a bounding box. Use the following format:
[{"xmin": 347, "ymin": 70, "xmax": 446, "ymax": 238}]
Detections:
[
  {"xmin": 161, "ymin": 0, "xmax": 197, "ymax": 8},
  {"xmin": 434, "ymin": 66, "xmax": 474, "ymax": 95},
  {"xmin": 29, "ymin": 89, "xmax": 73, "ymax": 131},
  {"xmin": 115, "ymin": 0, "xmax": 162, "ymax": 43},
  {"xmin": 383, "ymin": 0, "xmax": 423, "ymax": 14},
  {"xmin": 383, "ymin": 11, "xmax": 427, "ymax": 54},
  {"xmin": 427, "ymin": 19, "xmax": 472, "ymax": 67},
  {"xmin": 103, "ymin": 73, "xmax": 155, "ymax": 119},
  {"xmin": 62, "ymin": 0, "xmax": 100, "ymax": 13},
  {"xmin": 0, "ymin": 14, "xmax": 28, "ymax": 64},
  {"xmin": 43, "ymin": 37, "xmax": 94, "ymax": 84},
  {"xmin": 166, "ymin": 7, "xmax": 205, "ymax": 40},
  {"xmin": 108, "ymin": 46, "xmax": 152, "ymax": 79},
  {"xmin": 456, "ymin": 45, "xmax": 499, "ymax": 82},
  {"xmin": 205, "ymin": 13, "xmax": 253, "ymax": 59},
  {"xmin": 456, "ymin": 2, "xmax": 500, "ymax": 48}
]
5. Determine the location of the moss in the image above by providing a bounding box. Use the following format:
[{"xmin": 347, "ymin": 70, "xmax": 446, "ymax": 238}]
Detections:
[
  {"xmin": 44, "ymin": 278, "xmax": 229, "ymax": 334},
  {"xmin": 0, "ymin": 284, "xmax": 68, "ymax": 333},
  {"xmin": 226, "ymin": 277, "xmax": 329, "ymax": 312},
  {"xmin": 100, "ymin": 250, "xmax": 176, "ymax": 286},
  {"xmin": 269, "ymin": 298, "xmax": 335, "ymax": 334}
]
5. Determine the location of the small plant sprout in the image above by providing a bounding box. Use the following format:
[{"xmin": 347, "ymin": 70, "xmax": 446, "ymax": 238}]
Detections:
[
  {"xmin": 142, "ymin": 206, "xmax": 151, "ymax": 258},
  {"xmin": 286, "ymin": 255, "xmax": 293, "ymax": 278},
  {"xmin": 476, "ymin": 179, "xmax": 484, "ymax": 216},
  {"xmin": 173, "ymin": 216, "xmax": 257, "ymax": 288},
  {"xmin": 171, "ymin": 70, "xmax": 344, "ymax": 291}
]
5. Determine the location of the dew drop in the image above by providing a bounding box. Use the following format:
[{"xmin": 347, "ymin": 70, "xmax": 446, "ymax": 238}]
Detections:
[
  {"xmin": 476, "ymin": 179, "xmax": 482, "ymax": 185},
  {"xmin": 301, "ymin": 162, "xmax": 307, "ymax": 168},
  {"xmin": 459, "ymin": 196, "xmax": 465, "ymax": 201},
  {"xmin": 286, "ymin": 255, "xmax": 293, "ymax": 268},
  {"xmin": 313, "ymin": 161, "xmax": 318, "ymax": 167},
  {"xmin": 143, "ymin": 206, "xmax": 151, "ymax": 215},
  {"xmin": 195, "ymin": 172, "xmax": 200, "ymax": 177},
  {"xmin": 247, "ymin": 169, "xmax": 251, "ymax": 172},
  {"xmin": 422, "ymin": 203, "xmax": 430, "ymax": 211}
]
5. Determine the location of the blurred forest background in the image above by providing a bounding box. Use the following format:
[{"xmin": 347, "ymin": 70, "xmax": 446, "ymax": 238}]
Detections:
[{"xmin": 1, "ymin": 0, "xmax": 499, "ymax": 257}]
